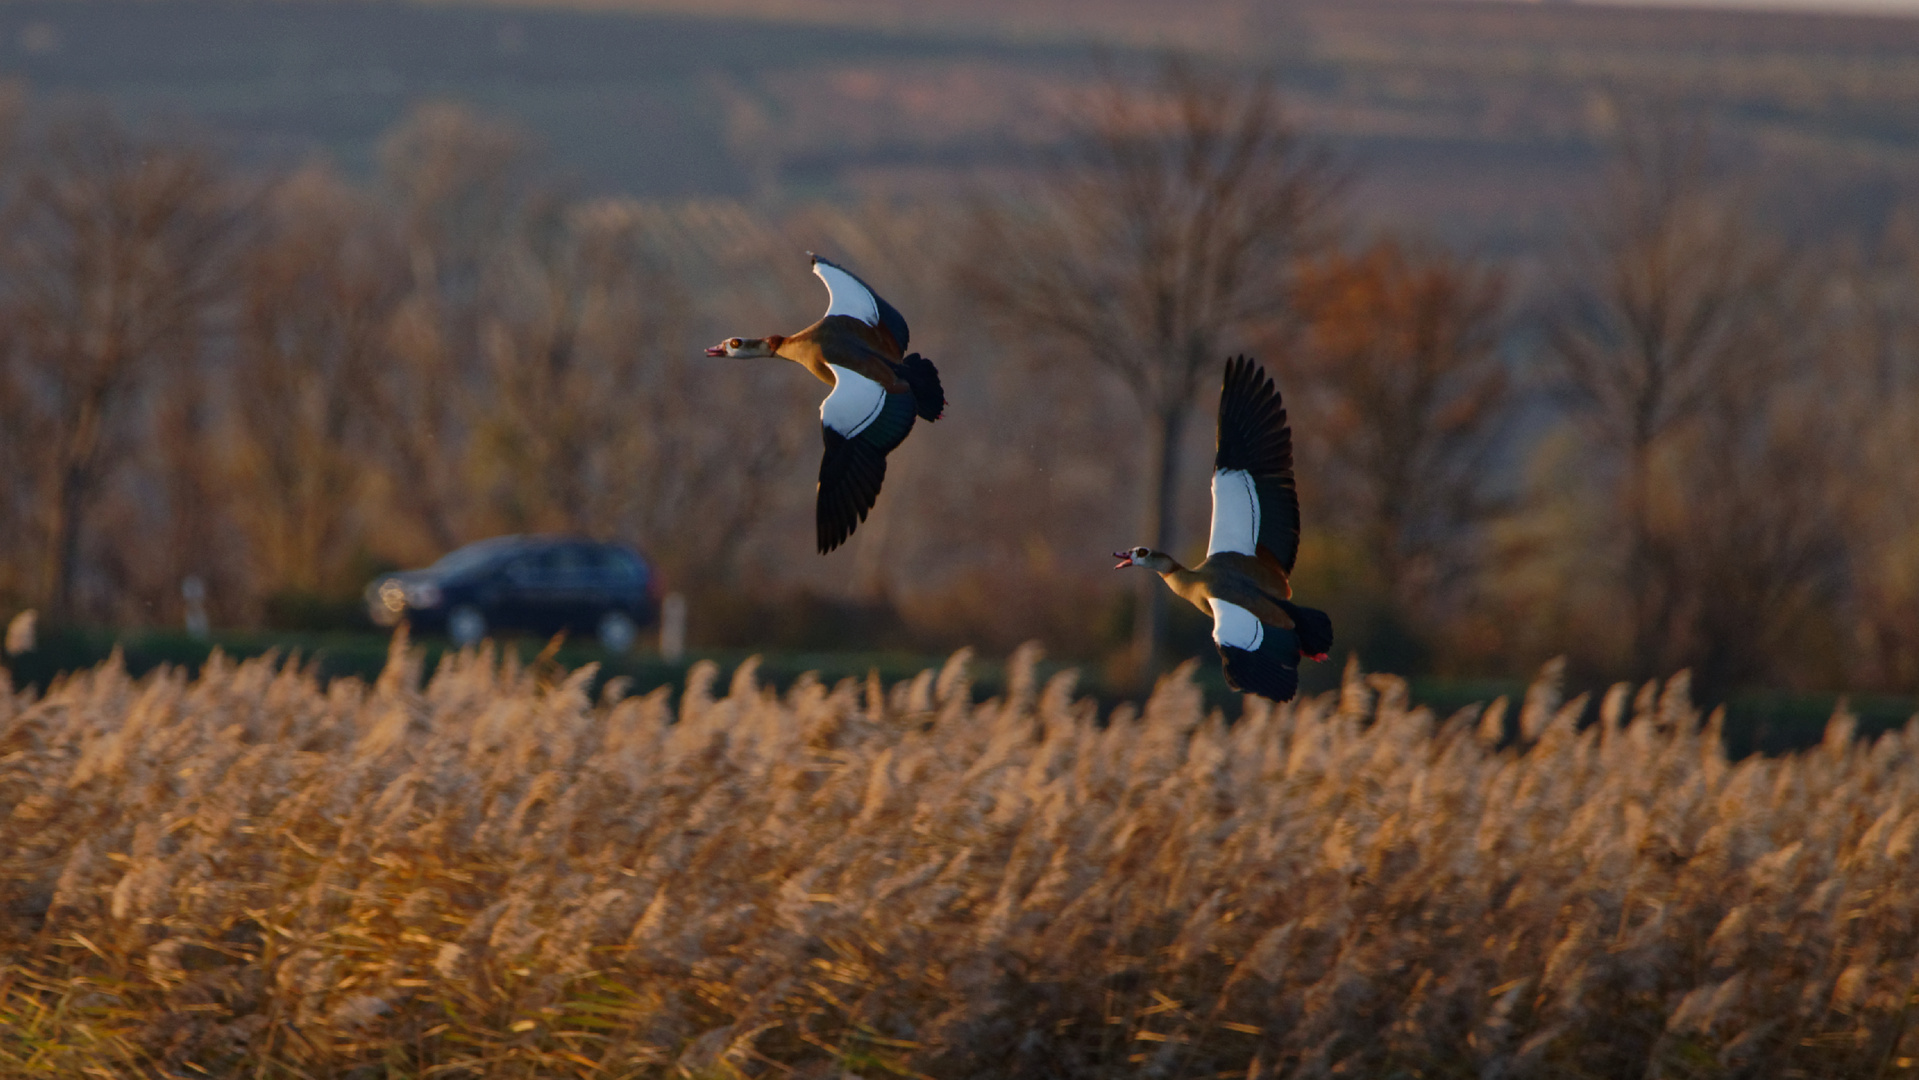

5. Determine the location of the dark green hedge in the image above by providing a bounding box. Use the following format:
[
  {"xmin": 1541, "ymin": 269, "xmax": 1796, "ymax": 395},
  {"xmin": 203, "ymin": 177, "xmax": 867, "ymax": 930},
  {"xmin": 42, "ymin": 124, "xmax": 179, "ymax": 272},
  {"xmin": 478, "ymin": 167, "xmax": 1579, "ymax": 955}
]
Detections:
[{"xmin": 3, "ymin": 626, "xmax": 1912, "ymax": 757}]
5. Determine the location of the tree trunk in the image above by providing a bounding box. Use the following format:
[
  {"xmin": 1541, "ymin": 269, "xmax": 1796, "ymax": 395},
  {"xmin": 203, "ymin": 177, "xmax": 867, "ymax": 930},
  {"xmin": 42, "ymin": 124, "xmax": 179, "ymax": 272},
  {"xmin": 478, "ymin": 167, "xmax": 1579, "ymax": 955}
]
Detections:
[
  {"xmin": 1133, "ymin": 403, "xmax": 1187, "ymax": 681},
  {"xmin": 50, "ymin": 463, "xmax": 88, "ymax": 620},
  {"xmin": 1624, "ymin": 437, "xmax": 1670, "ymax": 678}
]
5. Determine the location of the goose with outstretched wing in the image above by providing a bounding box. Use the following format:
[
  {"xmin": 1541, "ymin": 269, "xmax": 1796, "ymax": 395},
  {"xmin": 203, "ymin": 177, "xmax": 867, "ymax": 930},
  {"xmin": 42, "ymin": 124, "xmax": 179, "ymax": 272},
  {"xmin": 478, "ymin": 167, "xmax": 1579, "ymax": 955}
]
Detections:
[
  {"xmin": 706, "ymin": 254, "xmax": 945, "ymax": 553},
  {"xmin": 1115, "ymin": 355, "xmax": 1332, "ymax": 702}
]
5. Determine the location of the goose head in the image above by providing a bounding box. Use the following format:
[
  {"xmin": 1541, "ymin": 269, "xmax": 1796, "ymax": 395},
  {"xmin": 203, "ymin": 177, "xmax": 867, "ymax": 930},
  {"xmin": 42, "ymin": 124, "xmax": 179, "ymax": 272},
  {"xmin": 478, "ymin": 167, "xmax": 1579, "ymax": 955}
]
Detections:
[
  {"xmin": 1114, "ymin": 546, "xmax": 1175, "ymax": 572},
  {"xmin": 705, "ymin": 335, "xmax": 784, "ymax": 358}
]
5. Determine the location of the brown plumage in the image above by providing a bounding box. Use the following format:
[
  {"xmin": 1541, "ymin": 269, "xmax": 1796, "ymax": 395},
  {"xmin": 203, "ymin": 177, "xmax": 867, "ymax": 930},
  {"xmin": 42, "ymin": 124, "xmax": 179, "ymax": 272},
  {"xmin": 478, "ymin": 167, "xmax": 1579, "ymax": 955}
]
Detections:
[
  {"xmin": 706, "ymin": 254, "xmax": 945, "ymax": 553},
  {"xmin": 1154, "ymin": 551, "xmax": 1295, "ymax": 627},
  {"xmin": 759, "ymin": 321, "xmax": 911, "ymax": 394}
]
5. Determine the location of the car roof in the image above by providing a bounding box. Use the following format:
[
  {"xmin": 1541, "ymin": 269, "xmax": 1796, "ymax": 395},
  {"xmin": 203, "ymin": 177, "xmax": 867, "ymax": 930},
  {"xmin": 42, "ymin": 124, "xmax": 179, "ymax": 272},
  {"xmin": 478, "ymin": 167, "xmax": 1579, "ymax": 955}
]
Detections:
[{"xmin": 432, "ymin": 534, "xmax": 643, "ymax": 566}]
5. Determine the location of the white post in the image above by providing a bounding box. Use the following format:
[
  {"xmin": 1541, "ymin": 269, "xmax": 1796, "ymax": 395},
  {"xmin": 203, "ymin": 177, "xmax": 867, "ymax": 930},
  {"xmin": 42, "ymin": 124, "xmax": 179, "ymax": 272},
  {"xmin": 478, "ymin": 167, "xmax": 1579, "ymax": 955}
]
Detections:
[
  {"xmin": 4, "ymin": 609, "xmax": 35, "ymax": 656},
  {"xmin": 660, "ymin": 591, "xmax": 687, "ymax": 662},
  {"xmin": 182, "ymin": 575, "xmax": 210, "ymax": 640}
]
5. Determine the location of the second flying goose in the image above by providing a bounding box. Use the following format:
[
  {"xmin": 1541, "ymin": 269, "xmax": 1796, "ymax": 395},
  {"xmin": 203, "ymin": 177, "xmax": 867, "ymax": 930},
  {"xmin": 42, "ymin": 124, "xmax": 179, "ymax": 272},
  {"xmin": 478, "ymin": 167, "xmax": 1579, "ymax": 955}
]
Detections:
[
  {"xmin": 707, "ymin": 254, "xmax": 945, "ymax": 553},
  {"xmin": 1115, "ymin": 355, "xmax": 1333, "ymax": 702}
]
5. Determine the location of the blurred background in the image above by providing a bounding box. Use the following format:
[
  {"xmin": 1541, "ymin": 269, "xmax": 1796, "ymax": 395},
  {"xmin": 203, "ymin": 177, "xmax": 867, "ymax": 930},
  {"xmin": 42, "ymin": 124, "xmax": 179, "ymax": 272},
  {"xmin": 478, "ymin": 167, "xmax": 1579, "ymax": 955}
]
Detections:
[{"xmin": 2, "ymin": 0, "xmax": 1919, "ymax": 715}]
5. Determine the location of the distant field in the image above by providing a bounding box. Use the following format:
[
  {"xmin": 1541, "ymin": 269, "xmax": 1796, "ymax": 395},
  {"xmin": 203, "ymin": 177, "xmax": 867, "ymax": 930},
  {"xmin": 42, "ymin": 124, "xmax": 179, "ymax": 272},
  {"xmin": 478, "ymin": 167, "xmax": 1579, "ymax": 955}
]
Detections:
[
  {"xmin": 2, "ymin": 0, "xmax": 1918, "ymax": 250},
  {"xmin": 3, "ymin": 645, "xmax": 1917, "ymax": 1076}
]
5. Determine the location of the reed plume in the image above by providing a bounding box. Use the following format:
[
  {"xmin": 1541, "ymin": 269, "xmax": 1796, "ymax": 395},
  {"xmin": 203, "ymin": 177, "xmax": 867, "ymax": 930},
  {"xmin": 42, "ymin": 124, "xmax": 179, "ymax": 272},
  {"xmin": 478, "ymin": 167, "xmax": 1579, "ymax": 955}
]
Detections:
[{"xmin": 2, "ymin": 637, "xmax": 1916, "ymax": 1078}]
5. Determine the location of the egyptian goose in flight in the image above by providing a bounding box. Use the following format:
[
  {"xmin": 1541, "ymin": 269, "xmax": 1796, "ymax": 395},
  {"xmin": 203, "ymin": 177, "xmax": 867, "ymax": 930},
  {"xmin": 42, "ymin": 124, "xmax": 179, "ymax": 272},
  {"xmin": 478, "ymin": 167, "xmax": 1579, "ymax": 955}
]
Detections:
[
  {"xmin": 1115, "ymin": 356, "xmax": 1332, "ymax": 702},
  {"xmin": 706, "ymin": 254, "xmax": 945, "ymax": 553}
]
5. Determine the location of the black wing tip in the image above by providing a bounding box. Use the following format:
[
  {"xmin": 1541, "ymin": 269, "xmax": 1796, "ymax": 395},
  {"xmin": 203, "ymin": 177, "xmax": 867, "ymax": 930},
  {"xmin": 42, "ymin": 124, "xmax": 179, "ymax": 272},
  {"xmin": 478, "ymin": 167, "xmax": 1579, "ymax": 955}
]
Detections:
[
  {"xmin": 816, "ymin": 504, "xmax": 860, "ymax": 553},
  {"xmin": 816, "ymin": 427, "xmax": 888, "ymax": 555},
  {"xmin": 1223, "ymin": 353, "xmax": 1277, "ymax": 403},
  {"xmin": 1218, "ymin": 641, "xmax": 1299, "ymax": 703},
  {"xmin": 816, "ymin": 495, "xmax": 865, "ymax": 554},
  {"xmin": 1215, "ymin": 353, "xmax": 1292, "ymax": 476}
]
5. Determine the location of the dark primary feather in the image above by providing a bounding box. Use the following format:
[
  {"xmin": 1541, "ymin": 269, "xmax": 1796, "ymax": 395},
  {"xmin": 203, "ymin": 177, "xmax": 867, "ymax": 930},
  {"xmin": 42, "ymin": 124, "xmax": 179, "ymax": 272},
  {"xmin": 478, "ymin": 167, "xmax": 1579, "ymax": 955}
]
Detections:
[
  {"xmin": 816, "ymin": 391, "xmax": 918, "ymax": 554},
  {"xmin": 817, "ymin": 431, "xmax": 885, "ymax": 553},
  {"xmin": 1219, "ymin": 624, "xmax": 1302, "ymax": 703},
  {"xmin": 1214, "ymin": 354, "xmax": 1302, "ymax": 572}
]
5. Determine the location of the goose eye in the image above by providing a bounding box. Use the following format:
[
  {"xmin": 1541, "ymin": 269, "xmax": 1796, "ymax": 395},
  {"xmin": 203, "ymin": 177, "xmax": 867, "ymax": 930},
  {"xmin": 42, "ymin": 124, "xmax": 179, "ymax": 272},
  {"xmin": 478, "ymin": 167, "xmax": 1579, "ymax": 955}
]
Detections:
[
  {"xmin": 1134, "ymin": 548, "xmax": 1148, "ymax": 558},
  {"xmin": 728, "ymin": 338, "xmax": 742, "ymax": 349}
]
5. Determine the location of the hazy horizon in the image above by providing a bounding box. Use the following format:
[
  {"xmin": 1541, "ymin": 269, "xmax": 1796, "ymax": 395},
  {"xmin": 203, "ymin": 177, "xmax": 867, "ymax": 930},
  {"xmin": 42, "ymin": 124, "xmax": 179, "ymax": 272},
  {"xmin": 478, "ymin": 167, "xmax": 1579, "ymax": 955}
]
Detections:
[{"xmin": 1599, "ymin": 0, "xmax": 1919, "ymax": 10}]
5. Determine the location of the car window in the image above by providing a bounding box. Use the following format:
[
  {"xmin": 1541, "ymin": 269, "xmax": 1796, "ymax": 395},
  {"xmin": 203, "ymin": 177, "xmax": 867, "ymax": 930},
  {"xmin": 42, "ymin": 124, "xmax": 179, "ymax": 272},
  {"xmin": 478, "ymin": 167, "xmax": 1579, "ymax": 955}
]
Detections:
[
  {"xmin": 551, "ymin": 546, "xmax": 593, "ymax": 576},
  {"xmin": 501, "ymin": 543, "xmax": 633, "ymax": 585},
  {"xmin": 432, "ymin": 538, "xmax": 518, "ymax": 577},
  {"xmin": 512, "ymin": 545, "xmax": 591, "ymax": 582},
  {"xmin": 595, "ymin": 546, "xmax": 644, "ymax": 584}
]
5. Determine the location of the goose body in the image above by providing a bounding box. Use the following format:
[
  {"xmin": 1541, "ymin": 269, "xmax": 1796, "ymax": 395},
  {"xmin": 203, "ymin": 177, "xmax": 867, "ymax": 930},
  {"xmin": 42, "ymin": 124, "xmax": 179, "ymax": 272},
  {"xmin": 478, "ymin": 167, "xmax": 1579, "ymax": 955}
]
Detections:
[
  {"xmin": 1116, "ymin": 356, "xmax": 1332, "ymax": 702},
  {"xmin": 707, "ymin": 254, "xmax": 945, "ymax": 553}
]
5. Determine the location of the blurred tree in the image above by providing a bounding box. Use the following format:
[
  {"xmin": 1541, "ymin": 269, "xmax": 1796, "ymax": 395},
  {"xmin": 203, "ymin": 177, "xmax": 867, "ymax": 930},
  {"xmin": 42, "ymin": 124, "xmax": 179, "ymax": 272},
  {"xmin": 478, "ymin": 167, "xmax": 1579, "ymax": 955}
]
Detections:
[
  {"xmin": 228, "ymin": 165, "xmax": 406, "ymax": 605},
  {"xmin": 961, "ymin": 57, "xmax": 1341, "ymax": 678},
  {"xmin": 619, "ymin": 202, "xmax": 814, "ymax": 585},
  {"xmin": 381, "ymin": 101, "xmax": 532, "ymax": 309},
  {"xmin": 1675, "ymin": 349, "xmax": 1849, "ymax": 690},
  {"xmin": 143, "ymin": 358, "xmax": 241, "ymax": 627},
  {"xmin": 1813, "ymin": 223, "xmax": 1919, "ymax": 692},
  {"xmin": 1548, "ymin": 110, "xmax": 1845, "ymax": 689},
  {"xmin": 0, "ymin": 111, "xmax": 234, "ymax": 620},
  {"xmin": 475, "ymin": 193, "xmax": 685, "ymax": 536},
  {"xmin": 469, "ymin": 194, "xmax": 825, "ymax": 595},
  {"xmin": 1549, "ymin": 115, "xmax": 1785, "ymax": 678},
  {"xmin": 0, "ymin": 88, "xmax": 27, "ymax": 607},
  {"xmin": 1287, "ymin": 239, "xmax": 1509, "ymax": 648},
  {"xmin": 371, "ymin": 102, "xmax": 535, "ymax": 554}
]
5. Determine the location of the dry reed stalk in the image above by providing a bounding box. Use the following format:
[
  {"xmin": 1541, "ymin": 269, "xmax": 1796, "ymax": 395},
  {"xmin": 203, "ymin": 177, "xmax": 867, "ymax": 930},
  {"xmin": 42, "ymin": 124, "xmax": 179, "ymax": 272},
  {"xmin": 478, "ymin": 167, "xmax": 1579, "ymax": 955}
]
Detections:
[{"xmin": 2, "ymin": 637, "xmax": 1917, "ymax": 1078}]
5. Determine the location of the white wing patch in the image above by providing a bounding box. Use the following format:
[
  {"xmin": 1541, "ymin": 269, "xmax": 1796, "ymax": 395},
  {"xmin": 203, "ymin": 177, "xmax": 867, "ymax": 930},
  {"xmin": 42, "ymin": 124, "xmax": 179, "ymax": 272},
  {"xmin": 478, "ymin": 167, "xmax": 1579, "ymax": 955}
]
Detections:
[
  {"xmin": 820, "ymin": 364, "xmax": 888, "ymax": 438},
  {"xmin": 1209, "ymin": 598, "xmax": 1265, "ymax": 651},
  {"xmin": 813, "ymin": 259, "xmax": 880, "ymax": 326},
  {"xmin": 1207, "ymin": 469, "xmax": 1260, "ymax": 556}
]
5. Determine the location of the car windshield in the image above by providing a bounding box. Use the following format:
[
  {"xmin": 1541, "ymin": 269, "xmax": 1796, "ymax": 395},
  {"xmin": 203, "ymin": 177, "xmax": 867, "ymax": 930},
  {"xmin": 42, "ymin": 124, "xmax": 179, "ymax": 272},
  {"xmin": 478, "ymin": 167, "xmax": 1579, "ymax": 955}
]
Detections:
[
  {"xmin": 429, "ymin": 538, "xmax": 521, "ymax": 577},
  {"xmin": 596, "ymin": 547, "xmax": 645, "ymax": 583}
]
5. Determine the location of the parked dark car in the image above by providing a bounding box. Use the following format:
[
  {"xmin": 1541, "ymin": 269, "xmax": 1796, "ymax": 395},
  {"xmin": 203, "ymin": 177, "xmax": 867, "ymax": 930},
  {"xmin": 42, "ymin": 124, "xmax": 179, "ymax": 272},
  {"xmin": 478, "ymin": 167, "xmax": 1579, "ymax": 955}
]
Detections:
[{"xmin": 366, "ymin": 536, "xmax": 658, "ymax": 651}]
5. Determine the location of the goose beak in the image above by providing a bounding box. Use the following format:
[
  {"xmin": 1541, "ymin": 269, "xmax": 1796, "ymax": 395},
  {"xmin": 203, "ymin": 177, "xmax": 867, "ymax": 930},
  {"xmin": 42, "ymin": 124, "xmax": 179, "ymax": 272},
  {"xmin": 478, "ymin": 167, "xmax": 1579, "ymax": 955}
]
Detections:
[
  {"xmin": 703, "ymin": 344, "xmax": 727, "ymax": 357},
  {"xmin": 1113, "ymin": 551, "xmax": 1133, "ymax": 569}
]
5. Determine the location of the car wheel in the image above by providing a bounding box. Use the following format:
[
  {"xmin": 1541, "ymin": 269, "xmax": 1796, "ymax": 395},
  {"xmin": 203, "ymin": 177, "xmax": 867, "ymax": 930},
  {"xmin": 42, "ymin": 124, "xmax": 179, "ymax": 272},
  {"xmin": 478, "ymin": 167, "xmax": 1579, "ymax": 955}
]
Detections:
[
  {"xmin": 597, "ymin": 611, "xmax": 638, "ymax": 654},
  {"xmin": 447, "ymin": 605, "xmax": 487, "ymax": 647}
]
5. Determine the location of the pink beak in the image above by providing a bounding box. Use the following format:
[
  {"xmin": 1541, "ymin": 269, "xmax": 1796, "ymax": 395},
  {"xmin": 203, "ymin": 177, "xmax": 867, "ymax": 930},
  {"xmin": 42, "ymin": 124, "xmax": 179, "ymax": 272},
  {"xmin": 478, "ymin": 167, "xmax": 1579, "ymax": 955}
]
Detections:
[
  {"xmin": 1113, "ymin": 551, "xmax": 1133, "ymax": 569},
  {"xmin": 704, "ymin": 345, "xmax": 727, "ymax": 357}
]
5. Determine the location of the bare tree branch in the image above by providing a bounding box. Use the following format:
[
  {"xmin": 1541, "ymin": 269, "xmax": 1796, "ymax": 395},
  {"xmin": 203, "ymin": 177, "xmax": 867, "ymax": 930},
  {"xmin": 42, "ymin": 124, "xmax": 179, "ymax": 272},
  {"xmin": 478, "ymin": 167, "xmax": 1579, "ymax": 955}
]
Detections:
[{"xmin": 960, "ymin": 55, "xmax": 1342, "ymax": 676}]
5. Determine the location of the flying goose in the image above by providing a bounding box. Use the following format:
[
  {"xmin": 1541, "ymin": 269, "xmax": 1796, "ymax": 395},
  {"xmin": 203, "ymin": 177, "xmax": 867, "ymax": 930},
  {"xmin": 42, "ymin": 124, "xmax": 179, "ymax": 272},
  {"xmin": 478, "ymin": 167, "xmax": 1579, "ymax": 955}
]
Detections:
[
  {"xmin": 706, "ymin": 254, "xmax": 945, "ymax": 553},
  {"xmin": 1115, "ymin": 355, "xmax": 1332, "ymax": 702}
]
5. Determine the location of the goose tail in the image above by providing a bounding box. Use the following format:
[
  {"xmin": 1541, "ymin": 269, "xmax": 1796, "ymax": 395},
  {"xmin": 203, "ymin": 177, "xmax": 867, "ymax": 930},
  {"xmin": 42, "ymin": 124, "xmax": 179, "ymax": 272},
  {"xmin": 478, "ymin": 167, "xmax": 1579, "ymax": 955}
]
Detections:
[
  {"xmin": 895, "ymin": 353, "xmax": 945, "ymax": 421},
  {"xmin": 1279, "ymin": 601, "xmax": 1333, "ymax": 661}
]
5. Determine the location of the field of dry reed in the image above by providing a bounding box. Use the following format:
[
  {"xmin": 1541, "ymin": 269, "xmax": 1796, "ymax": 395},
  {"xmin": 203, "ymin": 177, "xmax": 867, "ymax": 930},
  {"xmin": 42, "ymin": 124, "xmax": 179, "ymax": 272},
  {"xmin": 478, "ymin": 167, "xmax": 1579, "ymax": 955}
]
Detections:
[{"xmin": 3, "ymin": 638, "xmax": 1918, "ymax": 1079}]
